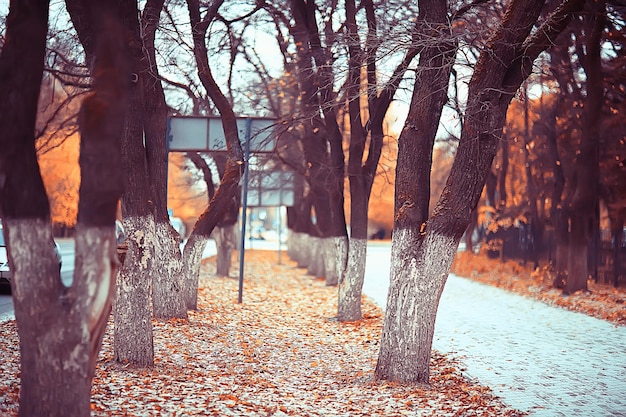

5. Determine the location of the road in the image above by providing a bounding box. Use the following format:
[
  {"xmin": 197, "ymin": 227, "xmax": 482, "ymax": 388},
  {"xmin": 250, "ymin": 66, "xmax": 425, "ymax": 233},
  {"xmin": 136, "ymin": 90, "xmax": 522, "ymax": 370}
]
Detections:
[
  {"xmin": 0, "ymin": 238, "xmax": 75, "ymax": 322},
  {"xmin": 363, "ymin": 242, "xmax": 626, "ymax": 417},
  {"xmin": 0, "ymin": 238, "xmax": 218, "ymax": 322}
]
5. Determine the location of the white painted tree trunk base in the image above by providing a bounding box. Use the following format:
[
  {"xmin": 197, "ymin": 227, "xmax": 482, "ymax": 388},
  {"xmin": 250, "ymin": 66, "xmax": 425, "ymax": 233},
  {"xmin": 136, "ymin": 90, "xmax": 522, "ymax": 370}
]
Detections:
[
  {"xmin": 338, "ymin": 238, "xmax": 366, "ymax": 321},
  {"xmin": 376, "ymin": 228, "xmax": 458, "ymax": 383},
  {"xmin": 214, "ymin": 225, "xmax": 236, "ymax": 277},
  {"xmin": 324, "ymin": 236, "xmax": 348, "ymax": 286},
  {"xmin": 114, "ymin": 215, "xmax": 155, "ymax": 367},
  {"xmin": 307, "ymin": 237, "xmax": 324, "ymax": 277},
  {"xmin": 7, "ymin": 219, "xmax": 116, "ymax": 415},
  {"xmin": 151, "ymin": 222, "xmax": 187, "ymax": 320},
  {"xmin": 181, "ymin": 234, "xmax": 209, "ymax": 310}
]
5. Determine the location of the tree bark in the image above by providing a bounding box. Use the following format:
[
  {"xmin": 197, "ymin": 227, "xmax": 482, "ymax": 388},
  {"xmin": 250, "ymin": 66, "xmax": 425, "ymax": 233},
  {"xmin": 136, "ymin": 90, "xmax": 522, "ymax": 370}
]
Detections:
[
  {"xmin": 291, "ymin": 193, "xmax": 314, "ymax": 268},
  {"xmin": 326, "ymin": 236, "xmax": 349, "ymax": 287},
  {"xmin": 307, "ymin": 236, "xmax": 324, "ymax": 277},
  {"xmin": 338, "ymin": 238, "xmax": 366, "ymax": 321},
  {"xmin": 152, "ymin": 221, "xmax": 187, "ymax": 319},
  {"xmin": 498, "ymin": 131, "xmax": 509, "ymax": 210},
  {"xmin": 542, "ymin": 95, "xmax": 567, "ymax": 283},
  {"xmin": 213, "ymin": 154, "xmax": 240, "ymax": 277}
]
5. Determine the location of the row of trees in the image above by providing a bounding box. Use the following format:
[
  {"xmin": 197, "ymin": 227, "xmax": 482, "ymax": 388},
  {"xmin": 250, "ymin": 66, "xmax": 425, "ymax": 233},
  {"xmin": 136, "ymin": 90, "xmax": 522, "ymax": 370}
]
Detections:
[
  {"xmin": 1, "ymin": 0, "xmax": 623, "ymax": 415},
  {"xmin": 480, "ymin": 4, "xmax": 626, "ymax": 290}
]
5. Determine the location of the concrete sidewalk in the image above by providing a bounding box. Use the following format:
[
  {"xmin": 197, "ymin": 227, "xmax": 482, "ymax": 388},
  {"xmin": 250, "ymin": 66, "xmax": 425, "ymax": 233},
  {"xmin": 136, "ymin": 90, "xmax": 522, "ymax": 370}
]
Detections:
[{"xmin": 362, "ymin": 242, "xmax": 626, "ymax": 417}]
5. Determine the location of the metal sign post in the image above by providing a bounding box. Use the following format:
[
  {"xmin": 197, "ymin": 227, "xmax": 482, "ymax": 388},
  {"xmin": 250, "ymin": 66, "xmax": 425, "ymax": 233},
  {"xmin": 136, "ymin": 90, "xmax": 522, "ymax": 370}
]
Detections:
[
  {"xmin": 166, "ymin": 115, "xmax": 293, "ymax": 303},
  {"xmin": 237, "ymin": 118, "xmax": 252, "ymax": 304},
  {"xmin": 277, "ymin": 206, "xmax": 282, "ymax": 265}
]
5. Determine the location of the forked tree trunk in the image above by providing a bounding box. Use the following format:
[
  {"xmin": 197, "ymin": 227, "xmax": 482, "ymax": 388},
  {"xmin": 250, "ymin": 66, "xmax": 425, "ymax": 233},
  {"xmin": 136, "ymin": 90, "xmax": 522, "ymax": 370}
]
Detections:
[
  {"xmin": 375, "ymin": 0, "xmax": 457, "ymax": 383},
  {"xmin": 375, "ymin": 0, "xmax": 584, "ymax": 384},
  {"xmin": 1, "ymin": 2, "xmax": 127, "ymax": 414},
  {"xmin": 10, "ymin": 224, "xmax": 88, "ymax": 414},
  {"xmin": 10, "ymin": 223, "xmax": 119, "ymax": 417}
]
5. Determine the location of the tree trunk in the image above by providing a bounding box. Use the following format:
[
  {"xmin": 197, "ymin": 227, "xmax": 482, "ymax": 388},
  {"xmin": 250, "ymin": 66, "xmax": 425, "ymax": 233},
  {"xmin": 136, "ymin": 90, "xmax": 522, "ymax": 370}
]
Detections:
[
  {"xmin": 554, "ymin": 207, "xmax": 570, "ymax": 288},
  {"xmin": 613, "ymin": 219, "xmax": 624, "ymax": 287},
  {"xmin": 215, "ymin": 224, "xmax": 236, "ymax": 276},
  {"xmin": 336, "ymin": 0, "xmax": 383, "ymax": 319},
  {"xmin": 289, "ymin": 0, "xmax": 348, "ymax": 283},
  {"xmin": 544, "ymin": 94, "xmax": 566, "ymax": 282},
  {"xmin": 142, "ymin": 0, "xmax": 188, "ymax": 320},
  {"xmin": 181, "ymin": 0, "xmax": 246, "ymax": 309},
  {"xmin": 116, "ymin": 92, "xmax": 155, "ymax": 365},
  {"xmin": 498, "ymin": 131, "xmax": 509, "ymax": 210},
  {"xmin": 322, "ymin": 237, "xmax": 337, "ymax": 285},
  {"xmin": 564, "ymin": 0, "xmax": 604, "ymax": 294},
  {"xmin": 375, "ymin": 0, "xmax": 457, "ymax": 383},
  {"xmin": 376, "ymin": 228, "xmax": 460, "ymax": 382},
  {"xmin": 323, "ymin": 236, "xmax": 348, "ymax": 287},
  {"xmin": 94, "ymin": 0, "xmax": 159, "ymax": 366},
  {"xmin": 10, "ymin": 223, "xmax": 119, "ymax": 417},
  {"xmin": 9, "ymin": 223, "xmax": 85, "ymax": 417},
  {"xmin": 464, "ymin": 208, "xmax": 478, "ymax": 253},
  {"xmin": 522, "ymin": 87, "xmax": 541, "ymax": 266},
  {"xmin": 291, "ymin": 194, "xmax": 314, "ymax": 268}
]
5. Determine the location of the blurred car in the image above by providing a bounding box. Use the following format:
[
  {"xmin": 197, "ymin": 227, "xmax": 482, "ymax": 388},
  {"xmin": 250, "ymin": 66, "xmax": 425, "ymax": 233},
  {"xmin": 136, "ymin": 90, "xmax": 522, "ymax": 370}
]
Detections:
[
  {"xmin": 115, "ymin": 220, "xmax": 126, "ymax": 245},
  {"xmin": 0, "ymin": 230, "xmax": 62, "ymax": 285},
  {"xmin": 170, "ymin": 216, "xmax": 186, "ymax": 243}
]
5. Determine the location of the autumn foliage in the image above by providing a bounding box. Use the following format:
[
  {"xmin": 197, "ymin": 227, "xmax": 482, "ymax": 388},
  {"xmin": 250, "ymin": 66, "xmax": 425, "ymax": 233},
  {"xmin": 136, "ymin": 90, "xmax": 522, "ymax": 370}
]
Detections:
[{"xmin": 38, "ymin": 133, "xmax": 80, "ymax": 228}]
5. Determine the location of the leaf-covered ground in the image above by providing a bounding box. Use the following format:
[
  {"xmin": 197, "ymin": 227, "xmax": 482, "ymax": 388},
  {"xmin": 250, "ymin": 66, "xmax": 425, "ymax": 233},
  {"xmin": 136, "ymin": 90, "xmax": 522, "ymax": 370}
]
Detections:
[
  {"xmin": 452, "ymin": 251, "xmax": 626, "ymax": 326},
  {"xmin": 0, "ymin": 251, "xmax": 526, "ymax": 416}
]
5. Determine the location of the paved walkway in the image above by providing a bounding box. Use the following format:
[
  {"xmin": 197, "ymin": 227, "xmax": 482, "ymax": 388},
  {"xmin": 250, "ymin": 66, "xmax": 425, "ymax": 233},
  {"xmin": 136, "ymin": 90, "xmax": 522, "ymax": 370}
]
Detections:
[{"xmin": 363, "ymin": 243, "xmax": 626, "ymax": 416}]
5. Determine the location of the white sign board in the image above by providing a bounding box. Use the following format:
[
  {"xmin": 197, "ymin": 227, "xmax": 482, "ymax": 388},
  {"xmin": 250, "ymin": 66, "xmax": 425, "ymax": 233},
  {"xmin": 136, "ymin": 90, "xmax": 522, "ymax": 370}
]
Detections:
[
  {"xmin": 246, "ymin": 170, "xmax": 295, "ymax": 207},
  {"xmin": 167, "ymin": 116, "xmax": 276, "ymax": 152}
]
